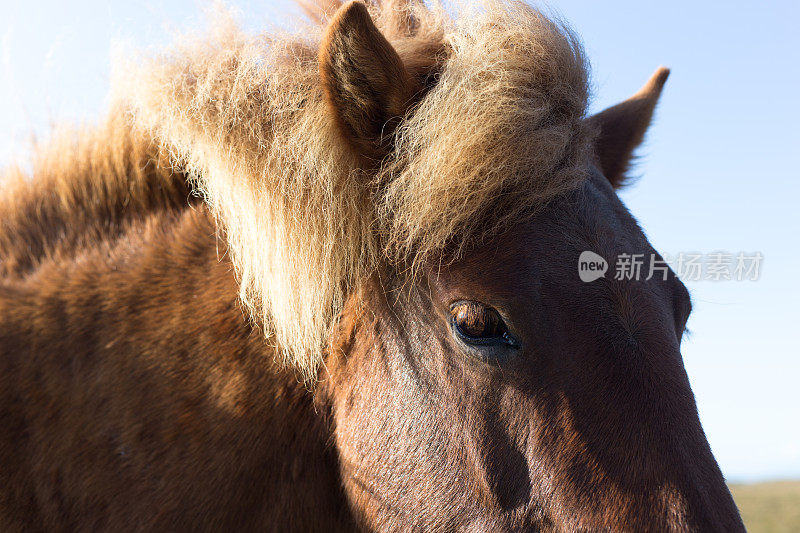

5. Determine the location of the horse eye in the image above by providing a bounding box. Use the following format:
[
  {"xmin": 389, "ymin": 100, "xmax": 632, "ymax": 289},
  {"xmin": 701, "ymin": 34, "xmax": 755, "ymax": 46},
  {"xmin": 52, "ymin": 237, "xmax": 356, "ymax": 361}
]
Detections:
[{"xmin": 449, "ymin": 301, "xmax": 518, "ymax": 348}]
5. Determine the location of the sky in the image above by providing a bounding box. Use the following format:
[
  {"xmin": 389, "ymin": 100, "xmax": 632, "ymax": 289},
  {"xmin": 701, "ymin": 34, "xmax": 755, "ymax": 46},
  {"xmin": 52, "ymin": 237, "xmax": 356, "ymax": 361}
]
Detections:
[{"xmin": 1, "ymin": 0, "xmax": 798, "ymax": 483}]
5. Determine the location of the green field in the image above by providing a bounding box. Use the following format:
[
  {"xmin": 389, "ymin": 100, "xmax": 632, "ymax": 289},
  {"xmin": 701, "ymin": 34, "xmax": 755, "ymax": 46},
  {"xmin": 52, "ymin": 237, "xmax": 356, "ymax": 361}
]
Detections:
[{"xmin": 730, "ymin": 481, "xmax": 800, "ymax": 532}]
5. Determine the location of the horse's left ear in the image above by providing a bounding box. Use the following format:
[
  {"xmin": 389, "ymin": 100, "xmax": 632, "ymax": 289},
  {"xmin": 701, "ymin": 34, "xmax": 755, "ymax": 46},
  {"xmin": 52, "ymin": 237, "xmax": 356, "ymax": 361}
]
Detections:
[
  {"xmin": 319, "ymin": 1, "xmax": 418, "ymax": 161},
  {"xmin": 586, "ymin": 67, "xmax": 669, "ymax": 188}
]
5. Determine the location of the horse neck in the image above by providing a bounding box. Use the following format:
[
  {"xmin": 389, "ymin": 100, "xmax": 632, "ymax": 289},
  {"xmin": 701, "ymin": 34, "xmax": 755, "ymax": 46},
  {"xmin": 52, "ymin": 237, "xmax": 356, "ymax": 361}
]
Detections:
[{"xmin": 0, "ymin": 194, "xmax": 353, "ymax": 528}]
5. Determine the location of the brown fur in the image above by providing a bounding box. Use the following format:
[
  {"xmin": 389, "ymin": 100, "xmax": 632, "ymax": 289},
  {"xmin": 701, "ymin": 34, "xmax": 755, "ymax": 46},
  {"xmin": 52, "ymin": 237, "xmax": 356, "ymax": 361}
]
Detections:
[
  {"xmin": 0, "ymin": 207, "xmax": 355, "ymax": 531},
  {"xmin": 0, "ymin": 0, "xmax": 744, "ymax": 530}
]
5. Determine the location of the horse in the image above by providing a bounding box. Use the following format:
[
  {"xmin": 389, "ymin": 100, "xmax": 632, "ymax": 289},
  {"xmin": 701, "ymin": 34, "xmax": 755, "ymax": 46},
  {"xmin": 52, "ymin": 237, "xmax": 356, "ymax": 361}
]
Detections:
[{"xmin": 0, "ymin": 0, "xmax": 745, "ymax": 530}]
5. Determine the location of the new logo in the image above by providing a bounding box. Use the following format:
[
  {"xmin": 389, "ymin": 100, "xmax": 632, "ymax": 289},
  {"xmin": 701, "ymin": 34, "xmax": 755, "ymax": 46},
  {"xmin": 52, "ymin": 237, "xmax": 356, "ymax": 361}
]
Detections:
[{"xmin": 578, "ymin": 251, "xmax": 607, "ymax": 282}]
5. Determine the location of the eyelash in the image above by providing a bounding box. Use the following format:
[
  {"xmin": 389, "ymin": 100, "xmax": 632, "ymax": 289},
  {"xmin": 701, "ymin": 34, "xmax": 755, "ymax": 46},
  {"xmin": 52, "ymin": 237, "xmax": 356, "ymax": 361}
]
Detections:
[
  {"xmin": 454, "ymin": 318, "xmax": 513, "ymax": 344},
  {"xmin": 449, "ymin": 308, "xmax": 521, "ymax": 350}
]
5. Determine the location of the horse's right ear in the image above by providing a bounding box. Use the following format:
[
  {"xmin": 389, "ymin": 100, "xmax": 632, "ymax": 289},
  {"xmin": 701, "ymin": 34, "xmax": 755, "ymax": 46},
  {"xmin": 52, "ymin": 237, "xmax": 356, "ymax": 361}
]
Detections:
[{"xmin": 319, "ymin": 1, "xmax": 418, "ymax": 161}]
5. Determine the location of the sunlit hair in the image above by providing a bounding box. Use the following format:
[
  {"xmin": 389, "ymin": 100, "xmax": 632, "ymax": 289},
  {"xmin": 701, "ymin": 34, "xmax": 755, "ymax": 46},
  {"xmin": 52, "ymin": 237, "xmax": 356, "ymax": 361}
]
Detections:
[{"xmin": 117, "ymin": 0, "xmax": 592, "ymax": 380}]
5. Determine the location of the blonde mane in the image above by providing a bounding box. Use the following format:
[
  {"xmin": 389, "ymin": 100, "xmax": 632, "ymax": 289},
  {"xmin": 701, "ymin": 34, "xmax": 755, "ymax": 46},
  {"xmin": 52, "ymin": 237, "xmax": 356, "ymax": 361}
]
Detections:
[{"xmin": 118, "ymin": 0, "xmax": 592, "ymax": 380}]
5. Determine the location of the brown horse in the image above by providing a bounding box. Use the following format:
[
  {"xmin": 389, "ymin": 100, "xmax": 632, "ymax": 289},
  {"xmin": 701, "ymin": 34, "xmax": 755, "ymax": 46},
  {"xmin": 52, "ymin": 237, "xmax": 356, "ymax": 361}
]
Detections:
[{"xmin": 0, "ymin": 0, "xmax": 744, "ymax": 530}]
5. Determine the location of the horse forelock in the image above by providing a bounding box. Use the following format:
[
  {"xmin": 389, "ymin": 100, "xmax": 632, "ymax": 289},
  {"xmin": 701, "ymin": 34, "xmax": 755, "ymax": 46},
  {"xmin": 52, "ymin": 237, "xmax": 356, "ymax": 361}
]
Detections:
[{"xmin": 116, "ymin": 0, "xmax": 592, "ymax": 381}]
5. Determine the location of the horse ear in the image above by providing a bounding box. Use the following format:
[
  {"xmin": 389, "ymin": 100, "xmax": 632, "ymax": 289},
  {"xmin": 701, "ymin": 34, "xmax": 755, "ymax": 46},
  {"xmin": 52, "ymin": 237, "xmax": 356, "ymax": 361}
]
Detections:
[
  {"xmin": 319, "ymin": 0, "xmax": 418, "ymax": 160},
  {"xmin": 587, "ymin": 67, "xmax": 669, "ymax": 188}
]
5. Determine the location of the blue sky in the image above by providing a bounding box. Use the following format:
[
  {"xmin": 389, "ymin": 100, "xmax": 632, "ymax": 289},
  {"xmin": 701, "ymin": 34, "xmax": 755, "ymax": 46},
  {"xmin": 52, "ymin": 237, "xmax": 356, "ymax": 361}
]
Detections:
[{"xmin": 1, "ymin": 0, "xmax": 798, "ymax": 482}]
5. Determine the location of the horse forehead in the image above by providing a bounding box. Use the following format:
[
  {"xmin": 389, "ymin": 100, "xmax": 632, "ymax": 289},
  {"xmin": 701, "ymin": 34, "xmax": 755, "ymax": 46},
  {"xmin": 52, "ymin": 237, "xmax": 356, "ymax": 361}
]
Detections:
[
  {"xmin": 533, "ymin": 172, "xmax": 656, "ymax": 278},
  {"xmin": 427, "ymin": 172, "xmax": 654, "ymax": 307}
]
